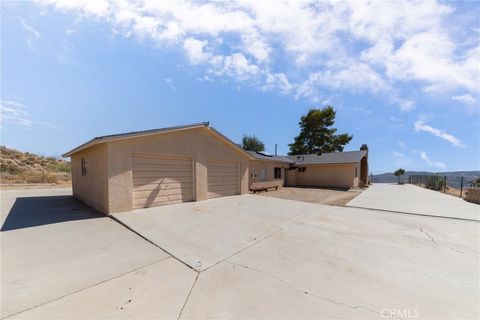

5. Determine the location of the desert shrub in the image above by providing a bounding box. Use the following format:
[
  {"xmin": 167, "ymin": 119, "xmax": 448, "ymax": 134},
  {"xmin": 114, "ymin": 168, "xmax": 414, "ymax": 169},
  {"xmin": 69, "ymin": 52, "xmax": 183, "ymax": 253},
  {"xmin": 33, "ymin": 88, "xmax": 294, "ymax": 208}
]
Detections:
[
  {"xmin": 47, "ymin": 162, "xmax": 71, "ymax": 173},
  {"xmin": 18, "ymin": 170, "xmax": 42, "ymax": 183},
  {"xmin": 425, "ymin": 175, "xmax": 445, "ymax": 191},
  {"xmin": 45, "ymin": 172, "xmax": 60, "ymax": 184}
]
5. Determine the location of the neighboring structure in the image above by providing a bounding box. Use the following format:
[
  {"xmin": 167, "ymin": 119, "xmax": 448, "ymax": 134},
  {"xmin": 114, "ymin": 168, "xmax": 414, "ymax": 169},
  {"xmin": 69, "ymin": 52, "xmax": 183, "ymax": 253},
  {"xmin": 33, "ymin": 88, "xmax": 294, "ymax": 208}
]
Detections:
[
  {"xmin": 64, "ymin": 122, "xmax": 369, "ymax": 214},
  {"xmin": 247, "ymin": 151, "xmax": 294, "ymax": 190},
  {"xmin": 286, "ymin": 145, "xmax": 369, "ymax": 189},
  {"xmin": 63, "ymin": 122, "xmax": 253, "ymax": 214}
]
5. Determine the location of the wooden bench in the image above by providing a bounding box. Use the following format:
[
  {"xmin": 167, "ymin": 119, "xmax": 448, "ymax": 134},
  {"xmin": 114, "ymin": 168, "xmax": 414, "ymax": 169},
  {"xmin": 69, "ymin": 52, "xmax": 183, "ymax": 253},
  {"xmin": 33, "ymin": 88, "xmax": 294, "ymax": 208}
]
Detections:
[{"xmin": 250, "ymin": 182, "xmax": 280, "ymax": 193}]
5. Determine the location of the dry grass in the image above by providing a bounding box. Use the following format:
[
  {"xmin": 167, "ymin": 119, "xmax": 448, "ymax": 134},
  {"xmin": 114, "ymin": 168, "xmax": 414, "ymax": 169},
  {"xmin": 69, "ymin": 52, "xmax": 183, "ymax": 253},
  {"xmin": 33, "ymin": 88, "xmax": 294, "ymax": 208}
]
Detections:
[
  {"xmin": 255, "ymin": 186, "xmax": 364, "ymax": 206},
  {"xmin": 0, "ymin": 146, "xmax": 71, "ymax": 184}
]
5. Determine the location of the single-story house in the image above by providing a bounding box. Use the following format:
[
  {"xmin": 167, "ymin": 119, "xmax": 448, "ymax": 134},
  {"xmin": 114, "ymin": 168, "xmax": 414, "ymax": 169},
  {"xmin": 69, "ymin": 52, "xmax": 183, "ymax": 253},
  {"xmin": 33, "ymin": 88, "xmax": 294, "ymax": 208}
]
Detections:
[
  {"xmin": 286, "ymin": 146, "xmax": 369, "ymax": 189},
  {"xmin": 63, "ymin": 122, "xmax": 368, "ymax": 215}
]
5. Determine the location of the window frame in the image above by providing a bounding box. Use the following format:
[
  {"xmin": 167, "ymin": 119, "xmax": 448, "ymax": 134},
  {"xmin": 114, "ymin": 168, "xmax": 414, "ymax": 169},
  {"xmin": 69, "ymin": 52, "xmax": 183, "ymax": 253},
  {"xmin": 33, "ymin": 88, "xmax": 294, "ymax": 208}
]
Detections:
[
  {"xmin": 81, "ymin": 157, "xmax": 87, "ymax": 176},
  {"xmin": 274, "ymin": 167, "xmax": 282, "ymax": 179}
]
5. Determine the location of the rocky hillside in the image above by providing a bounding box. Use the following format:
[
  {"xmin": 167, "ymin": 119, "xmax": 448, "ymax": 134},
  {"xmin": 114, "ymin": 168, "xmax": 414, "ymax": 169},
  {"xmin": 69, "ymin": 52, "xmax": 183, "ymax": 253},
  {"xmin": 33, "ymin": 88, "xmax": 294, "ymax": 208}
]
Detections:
[{"xmin": 0, "ymin": 146, "xmax": 71, "ymax": 184}]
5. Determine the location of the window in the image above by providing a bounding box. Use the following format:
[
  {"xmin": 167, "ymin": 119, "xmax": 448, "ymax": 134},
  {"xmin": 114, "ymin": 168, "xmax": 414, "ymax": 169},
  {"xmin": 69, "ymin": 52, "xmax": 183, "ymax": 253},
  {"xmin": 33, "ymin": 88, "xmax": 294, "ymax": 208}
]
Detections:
[
  {"xmin": 81, "ymin": 157, "xmax": 87, "ymax": 176},
  {"xmin": 274, "ymin": 167, "xmax": 282, "ymax": 179},
  {"xmin": 298, "ymin": 167, "xmax": 306, "ymax": 173},
  {"xmin": 260, "ymin": 168, "xmax": 267, "ymax": 181},
  {"xmin": 355, "ymin": 166, "xmax": 358, "ymax": 177}
]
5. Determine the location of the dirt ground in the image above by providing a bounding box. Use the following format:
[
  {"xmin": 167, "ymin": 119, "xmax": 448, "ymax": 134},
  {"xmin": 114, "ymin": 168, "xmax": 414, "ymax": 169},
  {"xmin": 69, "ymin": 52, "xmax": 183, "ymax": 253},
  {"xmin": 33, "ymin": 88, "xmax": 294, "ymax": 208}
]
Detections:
[
  {"xmin": 255, "ymin": 186, "xmax": 365, "ymax": 206},
  {"xmin": 0, "ymin": 183, "xmax": 72, "ymax": 190}
]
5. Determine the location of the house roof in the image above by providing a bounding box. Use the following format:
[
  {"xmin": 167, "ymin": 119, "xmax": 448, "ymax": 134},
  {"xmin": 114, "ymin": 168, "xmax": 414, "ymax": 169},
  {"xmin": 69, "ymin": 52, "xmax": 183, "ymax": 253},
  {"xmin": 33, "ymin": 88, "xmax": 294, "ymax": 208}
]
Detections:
[
  {"xmin": 288, "ymin": 150, "xmax": 367, "ymax": 165},
  {"xmin": 246, "ymin": 151, "xmax": 296, "ymax": 164},
  {"xmin": 62, "ymin": 122, "xmax": 253, "ymax": 159}
]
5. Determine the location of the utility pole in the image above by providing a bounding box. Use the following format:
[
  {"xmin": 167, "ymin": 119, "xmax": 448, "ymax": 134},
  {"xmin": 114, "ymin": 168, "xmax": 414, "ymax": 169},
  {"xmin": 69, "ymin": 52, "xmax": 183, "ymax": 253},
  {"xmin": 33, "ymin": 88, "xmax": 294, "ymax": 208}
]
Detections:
[{"xmin": 275, "ymin": 144, "xmax": 277, "ymax": 156}]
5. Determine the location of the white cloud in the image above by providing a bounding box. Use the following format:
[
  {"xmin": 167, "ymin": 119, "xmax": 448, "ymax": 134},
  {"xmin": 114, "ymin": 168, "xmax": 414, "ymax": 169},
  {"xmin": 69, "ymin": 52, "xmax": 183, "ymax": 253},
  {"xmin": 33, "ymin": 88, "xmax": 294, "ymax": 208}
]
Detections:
[
  {"xmin": 0, "ymin": 100, "xmax": 32, "ymax": 127},
  {"xmin": 18, "ymin": 18, "xmax": 40, "ymax": 49},
  {"xmin": 0, "ymin": 100, "xmax": 56, "ymax": 129},
  {"xmin": 183, "ymin": 38, "xmax": 211, "ymax": 64},
  {"xmin": 452, "ymin": 94, "xmax": 476, "ymax": 104},
  {"xmin": 414, "ymin": 120, "xmax": 465, "ymax": 148},
  {"xmin": 419, "ymin": 151, "xmax": 446, "ymax": 169},
  {"xmin": 38, "ymin": 0, "xmax": 480, "ymax": 109},
  {"xmin": 164, "ymin": 78, "xmax": 176, "ymax": 92},
  {"xmin": 393, "ymin": 151, "xmax": 412, "ymax": 167},
  {"xmin": 398, "ymin": 142, "xmax": 406, "ymax": 149}
]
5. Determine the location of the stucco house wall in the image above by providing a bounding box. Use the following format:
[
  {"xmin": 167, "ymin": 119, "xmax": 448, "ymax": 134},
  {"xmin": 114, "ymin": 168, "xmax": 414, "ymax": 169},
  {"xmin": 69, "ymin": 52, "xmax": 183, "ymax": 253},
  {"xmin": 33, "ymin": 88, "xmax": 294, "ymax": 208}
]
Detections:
[
  {"xmin": 106, "ymin": 127, "xmax": 250, "ymax": 213},
  {"xmin": 296, "ymin": 163, "xmax": 357, "ymax": 189},
  {"xmin": 71, "ymin": 144, "xmax": 109, "ymax": 213},
  {"xmin": 248, "ymin": 160, "xmax": 288, "ymax": 190}
]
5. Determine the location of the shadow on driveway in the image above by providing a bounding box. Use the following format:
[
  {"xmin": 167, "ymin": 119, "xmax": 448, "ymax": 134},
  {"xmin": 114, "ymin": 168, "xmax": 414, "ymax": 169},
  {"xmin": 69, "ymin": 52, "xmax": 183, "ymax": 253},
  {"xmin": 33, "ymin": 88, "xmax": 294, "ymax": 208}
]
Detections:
[{"xmin": 1, "ymin": 196, "xmax": 103, "ymax": 231}]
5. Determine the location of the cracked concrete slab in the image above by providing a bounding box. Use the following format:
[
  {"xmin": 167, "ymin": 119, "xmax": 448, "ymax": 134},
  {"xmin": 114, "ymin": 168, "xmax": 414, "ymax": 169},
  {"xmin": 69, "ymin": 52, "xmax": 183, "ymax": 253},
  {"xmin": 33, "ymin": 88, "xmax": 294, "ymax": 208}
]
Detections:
[
  {"xmin": 10, "ymin": 258, "xmax": 197, "ymax": 320},
  {"xmin": 113, "ymin": 195, "xmax": 320, "ymax": 271},
  {"xmin": 347, "ymin": 184, "xmax": 480, "ymax": 221},
  {"xmin": 180, "ymin": 261, "xmax": 375, "ymax": 319},
  {"xmin": 1, "ymin": 189, "xmax": 169, "ymax": 318},
  {"xmin": 223, "ymin": 205, "xmax": 479, "ymax": 319}
]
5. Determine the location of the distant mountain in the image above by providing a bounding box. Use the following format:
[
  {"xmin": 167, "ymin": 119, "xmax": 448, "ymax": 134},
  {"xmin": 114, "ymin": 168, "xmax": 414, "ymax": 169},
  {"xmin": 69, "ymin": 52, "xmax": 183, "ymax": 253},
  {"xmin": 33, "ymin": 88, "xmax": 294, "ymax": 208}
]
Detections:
[{"xmin": 373, "ymin": 171, "xmax": 480, "ymax": 188}]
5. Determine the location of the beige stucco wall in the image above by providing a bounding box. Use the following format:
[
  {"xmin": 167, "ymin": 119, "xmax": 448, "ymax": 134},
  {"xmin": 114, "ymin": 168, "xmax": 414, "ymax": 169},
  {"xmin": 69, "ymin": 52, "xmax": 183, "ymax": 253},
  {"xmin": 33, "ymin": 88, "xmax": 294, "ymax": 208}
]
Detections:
[
  {"xmin": 71, "ymin": 144, "xmax": 109, "ymax": 213},
  {"xmin": 106, "ymin": 127, "xmax": 250, "ymax": 213},
  {"xmin": 296, "ymin": 163, "xmax": 357, "ymax": 189},
  {"xmin": 248, "ymin": 160, "xmax": 289, "ymax": 190}
]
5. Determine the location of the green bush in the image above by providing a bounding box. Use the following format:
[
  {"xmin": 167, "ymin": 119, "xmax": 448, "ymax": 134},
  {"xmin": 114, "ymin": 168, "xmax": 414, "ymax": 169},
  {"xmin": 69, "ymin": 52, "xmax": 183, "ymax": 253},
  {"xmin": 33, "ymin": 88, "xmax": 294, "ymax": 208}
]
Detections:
[{"xmin": 425, "ymin": 175, "xmax": 445, "ymax": 191}]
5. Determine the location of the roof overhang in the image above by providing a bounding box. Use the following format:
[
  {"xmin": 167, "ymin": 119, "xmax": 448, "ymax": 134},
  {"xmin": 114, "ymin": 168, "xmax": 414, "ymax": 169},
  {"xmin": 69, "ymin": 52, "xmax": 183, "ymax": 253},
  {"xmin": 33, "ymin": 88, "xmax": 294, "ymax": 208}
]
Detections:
[{"xmin": 62, "ymin": 122, "xmax": 254, "ymax": 160}]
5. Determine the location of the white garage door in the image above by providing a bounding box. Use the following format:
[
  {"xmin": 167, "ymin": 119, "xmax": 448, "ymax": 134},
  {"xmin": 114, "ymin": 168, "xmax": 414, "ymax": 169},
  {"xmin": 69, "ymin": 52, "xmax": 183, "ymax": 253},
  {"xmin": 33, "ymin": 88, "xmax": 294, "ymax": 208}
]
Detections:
[
  {"xmin": 207, "ymin": 159, "xmax": 239, "ymax": 199},
  {"xmin": 132, "ymin": 154, "xmax": 194, "ymax": 209}
]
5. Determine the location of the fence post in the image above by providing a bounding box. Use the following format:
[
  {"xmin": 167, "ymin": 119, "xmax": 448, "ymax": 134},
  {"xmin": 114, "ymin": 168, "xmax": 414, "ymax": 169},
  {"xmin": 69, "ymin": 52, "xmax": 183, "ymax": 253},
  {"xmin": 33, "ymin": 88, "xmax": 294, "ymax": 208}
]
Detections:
[{"xmin": 460, "ymin": 176, "xmax": 464, "ymax": 198}]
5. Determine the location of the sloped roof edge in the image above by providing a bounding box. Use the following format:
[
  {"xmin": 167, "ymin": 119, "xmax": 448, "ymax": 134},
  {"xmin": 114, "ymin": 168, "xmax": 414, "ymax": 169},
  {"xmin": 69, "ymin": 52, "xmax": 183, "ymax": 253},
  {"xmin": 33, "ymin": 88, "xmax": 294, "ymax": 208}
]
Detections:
[{"xmin": 62, "ymin": 122, "xmax": 253, "ymax": 159}]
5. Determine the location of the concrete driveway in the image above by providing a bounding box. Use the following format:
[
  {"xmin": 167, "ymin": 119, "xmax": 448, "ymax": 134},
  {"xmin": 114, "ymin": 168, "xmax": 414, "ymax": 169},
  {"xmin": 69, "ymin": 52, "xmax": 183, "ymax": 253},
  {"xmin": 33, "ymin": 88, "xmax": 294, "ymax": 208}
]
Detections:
[
  {"xmin": 113, "ymin": 194, "xmax": 478, "ymax": 319},
  {"xmin": 2, "ymin": 189, "xmax": 479, "ymax": 319},
  {"xmin": 1, "ymin": 188, "xmax": 196, "ymax": 319},
  {"xmin": 347, "ymin": 183, "xmax": 480, "ymax": 221}
]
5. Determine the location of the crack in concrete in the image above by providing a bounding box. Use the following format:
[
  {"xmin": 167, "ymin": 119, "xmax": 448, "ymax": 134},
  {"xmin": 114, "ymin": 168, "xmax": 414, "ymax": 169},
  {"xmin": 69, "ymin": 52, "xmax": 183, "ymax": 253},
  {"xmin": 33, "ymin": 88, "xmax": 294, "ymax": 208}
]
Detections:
[
  {"xmin": 177, "ymin": 273, "xmax": 199, "ymax": 320},
  {"xmin": 419, "ymin": 227, "xmax": 468, "ymax": 255},
  {"xmin": 2, "ymin": 257, "xmax": 171, "ymax": 320},
  {"xmin": 226, "ymin": 261, "xmax": 378, "ymax": 316},
  {"xmin": 201, "ymin": 211, "xmax": 315, "ymax": 273},
  {"xmin": 419, "ymin": 227, "xmax": 437, "ymax": 244}
]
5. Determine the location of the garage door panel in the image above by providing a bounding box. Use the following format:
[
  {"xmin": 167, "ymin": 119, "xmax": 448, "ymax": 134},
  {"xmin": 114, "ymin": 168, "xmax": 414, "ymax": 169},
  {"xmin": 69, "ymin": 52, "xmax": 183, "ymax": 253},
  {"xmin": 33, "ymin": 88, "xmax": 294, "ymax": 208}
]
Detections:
[
  {"xmin": 132, "ymin": 182, "xmax": 192, "ymax": 192},
  {"xmin": 132, "ymin": 165, "xmax": 194, "ymax": 173},
  {"xmin": 132, "ymin": 157, "xmax": 191, "ymax": 166},
  {"xmin": 207, "ymin": 160, "xmax": 239, "ymax": 199},
  {"xmin": 132, "ymin": 171, "xmax": 193, "ymax": 178},
  {"xmin": 132, "ymin": 187, "xmax": 194, "ymax": 199},
  {"xmin": 133, "ymin": 193, "xmax": 194, "ymax": 205},
  {"xmin": 132, "ymin": 154, "xmax": 193, "ymax": 209},
  {"xmin": 207, "ymin": 181, "xmax": 238, "ymax": 187},
  {"xmin": 208, "ymin": 174, "xmax": 237, "ymax": 182}
]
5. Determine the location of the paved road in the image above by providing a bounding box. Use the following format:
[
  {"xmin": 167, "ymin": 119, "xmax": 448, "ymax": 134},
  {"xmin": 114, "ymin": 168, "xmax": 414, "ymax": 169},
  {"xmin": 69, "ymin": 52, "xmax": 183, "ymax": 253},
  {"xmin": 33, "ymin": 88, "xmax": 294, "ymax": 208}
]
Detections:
[
  {"xmin": 347, "ymin": 183, "xmax": 480, "ymax": 221},
  {"xmin": 2, "ymin": 188, "xmax": 479, "ymax": 319}
]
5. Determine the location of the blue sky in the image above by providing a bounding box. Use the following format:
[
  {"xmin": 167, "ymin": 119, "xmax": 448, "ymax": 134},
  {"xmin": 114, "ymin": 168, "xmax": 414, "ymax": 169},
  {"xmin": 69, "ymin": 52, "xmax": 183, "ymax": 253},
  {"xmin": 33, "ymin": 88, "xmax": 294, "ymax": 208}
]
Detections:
[{"xmin": 1, "ymin": 0, "xmax": 479, "ymax": 173}]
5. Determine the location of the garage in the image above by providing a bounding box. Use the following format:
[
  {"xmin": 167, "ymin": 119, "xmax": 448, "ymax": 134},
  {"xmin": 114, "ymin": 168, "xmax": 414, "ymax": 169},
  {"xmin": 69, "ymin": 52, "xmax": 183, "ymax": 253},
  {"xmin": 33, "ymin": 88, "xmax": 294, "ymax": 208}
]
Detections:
[
  {"xmin": 132, "ymin": 154, "xmax": 194, "ymax": 209},
  {"xmin": 207, "ymin": 159, "xmax": 239, "ymax": 199}
]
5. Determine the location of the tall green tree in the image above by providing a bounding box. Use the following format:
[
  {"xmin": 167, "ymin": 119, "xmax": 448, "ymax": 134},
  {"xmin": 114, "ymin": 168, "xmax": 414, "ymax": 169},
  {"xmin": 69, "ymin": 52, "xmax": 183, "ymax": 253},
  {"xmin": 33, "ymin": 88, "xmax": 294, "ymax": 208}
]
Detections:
[
  {"xmin": 242, "ymin": 135, "xmax": 265, "ymax": 152},
  {"xmin": 288, "ymin": 106, "xmax": 353, "ymax": 155}
]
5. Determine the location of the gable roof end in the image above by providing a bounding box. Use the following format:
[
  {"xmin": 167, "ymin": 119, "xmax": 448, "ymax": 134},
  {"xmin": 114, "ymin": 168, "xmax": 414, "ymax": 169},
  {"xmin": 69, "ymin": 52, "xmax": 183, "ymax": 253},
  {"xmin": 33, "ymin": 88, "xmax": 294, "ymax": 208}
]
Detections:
[{"xmin": 62, "ymin": 122, "xmax": 253, "ymax": 159}]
